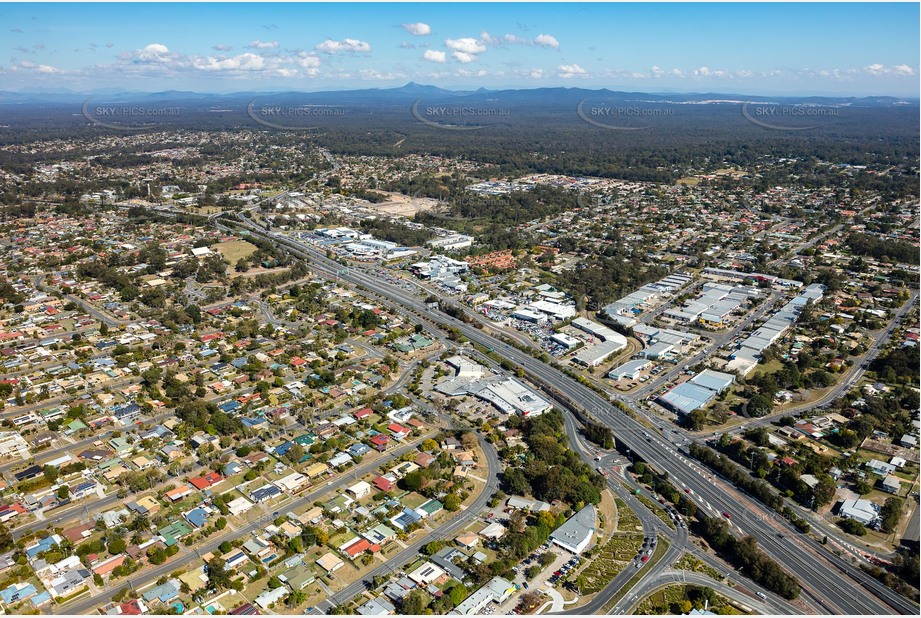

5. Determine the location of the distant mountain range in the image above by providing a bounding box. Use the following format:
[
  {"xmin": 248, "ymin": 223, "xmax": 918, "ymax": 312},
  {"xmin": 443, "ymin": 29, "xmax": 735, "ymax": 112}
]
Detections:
[{"xmin": 0, "ymin": 82, "xmax": 916, "ymax": 107}]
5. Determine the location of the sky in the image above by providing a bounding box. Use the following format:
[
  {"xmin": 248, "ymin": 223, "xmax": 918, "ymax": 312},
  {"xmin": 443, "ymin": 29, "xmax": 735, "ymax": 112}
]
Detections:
[{"xmin": 1, "ymin": 2, "xmax": 918, "ymax": 96}]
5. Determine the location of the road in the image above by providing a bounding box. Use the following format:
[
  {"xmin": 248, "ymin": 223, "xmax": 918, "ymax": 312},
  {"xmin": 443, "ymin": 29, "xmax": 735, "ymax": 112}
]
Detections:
[
  {"xmin": 625, "ymin": 570, "xmax": 786, "ymax": 615},
  {"xmin": 54, "ymin": 434, "xmax": 444, "ymax": 615},
  {"xmin": 688, "ymin": 291, "xmax": 918, "ymax": 565},
  {"xmin": 557, "ymin": 411, "xmax": 803, "ymax": 616},
  {"xmin": 295, "ymin": 245, "xmax": 914, "ymax": 614},
  {"xmin": 632, "ymin": 290, "xmax": 782, "ymax": 400},
  {"xmin": 736, "ymin": 287, "xmax": 919, "ymax": 428},
  {"xmin": 33, "ymin": 275, "xmax": 126, "ymax": 328},
  {"xmin": 313, "ymin": 434, "xmax": 500, "ymax": 613},
  {"xmin": 146, "ymin": 204, "xmax": 917, "ymax": 614}
]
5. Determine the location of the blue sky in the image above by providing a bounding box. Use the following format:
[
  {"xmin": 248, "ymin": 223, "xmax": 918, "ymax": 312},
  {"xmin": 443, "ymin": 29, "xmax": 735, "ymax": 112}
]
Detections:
[{"xmin": 2, "ymin": 3, "xmax": 918, "ymax": 96}]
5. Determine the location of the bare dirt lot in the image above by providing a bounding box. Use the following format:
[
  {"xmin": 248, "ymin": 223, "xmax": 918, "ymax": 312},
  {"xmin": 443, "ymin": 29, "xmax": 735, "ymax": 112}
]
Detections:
[{"xmin": 366, "ymin": 192, "xmax": 441, "ymax": 217}]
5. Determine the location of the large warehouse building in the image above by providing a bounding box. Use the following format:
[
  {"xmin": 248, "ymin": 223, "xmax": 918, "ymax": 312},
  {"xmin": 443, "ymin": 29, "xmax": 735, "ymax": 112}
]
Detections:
[{"xmin": 657, "ymin": 369, "xmax": 735, "ymax": 415}]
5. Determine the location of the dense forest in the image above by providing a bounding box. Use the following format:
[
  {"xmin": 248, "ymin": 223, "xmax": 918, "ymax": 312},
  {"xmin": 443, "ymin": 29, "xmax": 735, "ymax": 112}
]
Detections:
[
  {"xmin": 500, "ymin": 409, "xmax": 607, "ymax": 507},
  {"xmin": 0, "ymin": 90, "xmax": 917, "ymax": 199}
]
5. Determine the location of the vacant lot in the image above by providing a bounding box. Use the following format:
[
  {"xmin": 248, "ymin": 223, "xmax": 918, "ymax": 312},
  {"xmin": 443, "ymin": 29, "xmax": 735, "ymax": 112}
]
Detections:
[{"xmin": 213, "ymin": 240, "xmax": 258, "ymax": 264}]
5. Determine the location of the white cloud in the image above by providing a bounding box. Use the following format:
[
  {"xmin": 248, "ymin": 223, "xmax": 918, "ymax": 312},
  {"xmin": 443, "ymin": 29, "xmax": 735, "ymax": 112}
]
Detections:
[
  {"xmin": 423, "ymin": 49, "xmax": 447, "ymax": 63},
  {"xmin": 558, "ymin": 63, "xmax": 586, "ymax": 78},
  {"xmin": 865, "ymin": 63, "xmax": 914, "ymax": 76},
  {"xmin": 143, "ymin": 43, "xmax": 169, "ymax": 54},
  {"xmin": 534, "ymin": 34, "xmax": 559, "ymax": 49},
  {"xmin": 193, "ymin": 52, "xmax": 266, "ymax": 72},
  {"xmin": 479, "ymin": 32, "xmax": 500, "ymax": 46},
  {"xmin": 503, "ymin": 34, "xmax": 528, "ymax": 45},
  {"xmin": 212, "ymin": 44, "xmax": 233, "ymax": 52},
  {"xmin": 315, "ymin": 38, "xmax": 371, "ymax": 54},
  {"xmin": 452, "ymin": 51, "xmax": 477, "ymax": 64},
  {"xmin": 456, "ymin": 68, "xmax": 488, "ymax": 78},
  {"xmin": 359, "ymin": 68, "xmax": 405, "ymax": 80},
  {"xmin": 445, "ymin": 37, "xmax": 487, "ymax": 55},
  {"xmin": 292, "ymin": 52, "xmax": 321, "ymax": 69},
  {"xmin": 246, "ymin": 40, "xmax": 278, "ymax": 50},
  {"xmin": 402, "ymin": 22, "xmax": 431, "ymax": 36},
  {"xmin": 530, "ymin": 68, "xmax": 544, "ymax": 78}
]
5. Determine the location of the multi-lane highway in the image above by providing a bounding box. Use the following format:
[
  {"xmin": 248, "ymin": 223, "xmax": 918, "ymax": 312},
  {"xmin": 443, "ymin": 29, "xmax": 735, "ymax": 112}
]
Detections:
[
  {"xmin": 133, "ymin": 204, "xmax": 916, "ymax": 614},
  {"xmin": 251, "ymin": 226, "xmax": 915, "ymax": 615}
]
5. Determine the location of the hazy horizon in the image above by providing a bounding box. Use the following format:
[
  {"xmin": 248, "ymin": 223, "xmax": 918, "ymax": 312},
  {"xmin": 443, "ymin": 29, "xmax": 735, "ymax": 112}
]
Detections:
[{"xmin": 2, "ymin": 2, "xmax": 918, "ymax": 97}]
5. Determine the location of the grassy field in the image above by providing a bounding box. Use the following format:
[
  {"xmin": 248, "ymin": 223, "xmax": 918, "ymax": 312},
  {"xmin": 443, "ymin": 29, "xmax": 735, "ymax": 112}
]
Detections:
[{"xmin": 213, "ymin": 240, "xmax": 258, "ymax": 264}]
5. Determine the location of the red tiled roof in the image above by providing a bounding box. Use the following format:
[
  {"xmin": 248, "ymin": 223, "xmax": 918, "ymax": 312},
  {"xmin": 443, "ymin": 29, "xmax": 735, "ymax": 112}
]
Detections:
[
  {"xmin": 190, "ymin": 472, "xmax": 224, "ymax": 490},
  {"xmin": 373, "ymin": 476, "xmax": 394, "ymax": 491},
  {"xmin": 344, "ymin": 538, "xmax": 372, "ymax": 557}
]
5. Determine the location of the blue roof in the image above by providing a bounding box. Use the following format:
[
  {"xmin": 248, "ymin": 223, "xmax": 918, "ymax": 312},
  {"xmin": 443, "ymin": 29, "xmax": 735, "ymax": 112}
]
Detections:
[
  {"xmin": 348, "ymin": 443, "xmax": 370, "ymax": 456},
  {"xmin": 25, "ymin": 536, "xmax": 58, "ymax": 558},
  {"xmin": 30, "ymin": 591, "xmax": 51, "ymax": 606},
  {"xmin": 274, "ymin": 441, "xmax": 293, "ymax": 456},
  {"xmin": 143, "ymin": 581, "xmax": 180, "ymax": 603},
  {"xmin": 0, "ymin": 583, "xmax": 36, "ymax": 604},
  {"xmin": 218, "ymin": 401, "xmax": 241, "ymax": 413},
  {"xmin": 241, "ymin": 417, "xmax": 266, "ymax": 427},
  {"xmin": 185, "ymin": 508, "xmax": 209, "ymax": 528},
  {"xmin": 113, "ymin": 403, "xmax": 140, "ymax": 416}
]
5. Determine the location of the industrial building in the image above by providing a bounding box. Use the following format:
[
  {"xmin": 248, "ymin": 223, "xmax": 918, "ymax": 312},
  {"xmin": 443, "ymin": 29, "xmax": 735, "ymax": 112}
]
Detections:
[
  {"xmin": 663, "ymin": 282, "xmax": 758, "ymax": 327},
  {"xmin": 550, "ymin": 504, "xmax": 596, "ymax": 554},
  {"xmin": 550, "ymin": 333, "xmax": 582, "ymax": 349},
  {"xmin": 702, "ymin": 267, "xmax": 803, "ymax": 289},
  {"xmin": 633, "ymin": 324, "xmax": 699, "ymax": 355},
  {"xmin": 451, "ymin": 577, "xmax": 516, "ymax": 615},
  {"xmin": 608, "ymin": 359, "xmax": 651, "ymax": 381},
  {"xmin": 568, "ymin": 317, "xmax": 628, "ymax": 367},
  {"xmin": 603, "ymin": 272, "xmax": 693, "ymax": 318},
  {"xmin": 657, "ymin": 369, "xmax": 735, "ymax": 415},
  {"xmin": 435, "ymin": 373, "xmax": 552, "ymax": 418},
  {"xmin": 572, "ymin": 338, "xmax": 627, "ymax": 367},
  {"xmin": 571, "ymin": 317, "xmax": 621, "ymax": 342},
  {"xmin": 838, "ymin": 498, "xmax": 881, "ymax": 526},
  {"xmin": 526, "ymin": 300, "xmax": 576, "ymax": 321},
  {"xmin": 410, "ymin": 256, "xmax": 470, "ymax": 292},
  {"xmin": 427, "ymin": 234, "xmax": 474, "ymax": 251},
  {"xmin": 727, "ymin": 283, "xmax": 825, "ymax": 375}
]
